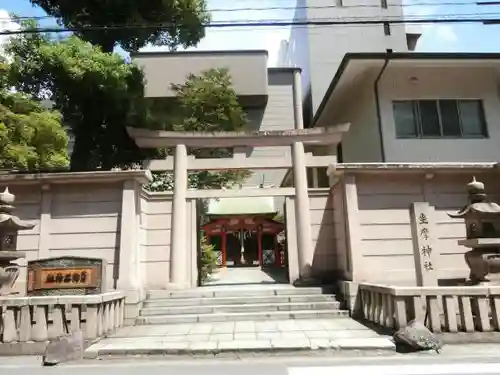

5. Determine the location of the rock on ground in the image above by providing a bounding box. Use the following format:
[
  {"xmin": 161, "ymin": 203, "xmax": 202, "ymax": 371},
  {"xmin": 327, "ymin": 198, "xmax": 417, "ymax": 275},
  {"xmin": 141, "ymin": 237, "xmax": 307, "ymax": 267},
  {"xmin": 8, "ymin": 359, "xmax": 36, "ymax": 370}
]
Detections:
[
  {"xmin": 393, "ymin": 320, "xmax": 443, "ymax": 353},
  {"xmin": 43, "ymin": 330, "xmax": 84, "ymax": 366}
]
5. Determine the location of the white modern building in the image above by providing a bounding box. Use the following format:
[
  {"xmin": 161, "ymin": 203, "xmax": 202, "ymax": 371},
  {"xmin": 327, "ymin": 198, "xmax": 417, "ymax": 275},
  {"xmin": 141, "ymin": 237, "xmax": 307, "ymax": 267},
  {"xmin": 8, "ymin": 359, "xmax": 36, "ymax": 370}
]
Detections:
[{"xmin": 280, "ymin": 0, "xmax": 421, "ymax": 125}]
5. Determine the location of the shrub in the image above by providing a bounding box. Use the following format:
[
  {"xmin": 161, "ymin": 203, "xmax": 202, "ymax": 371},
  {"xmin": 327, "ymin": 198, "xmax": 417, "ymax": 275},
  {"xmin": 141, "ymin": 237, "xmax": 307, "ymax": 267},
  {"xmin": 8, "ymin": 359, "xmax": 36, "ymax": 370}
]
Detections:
[{"xmin": 200, "ymin": 235, "xmax": 218, "ymax": 283}]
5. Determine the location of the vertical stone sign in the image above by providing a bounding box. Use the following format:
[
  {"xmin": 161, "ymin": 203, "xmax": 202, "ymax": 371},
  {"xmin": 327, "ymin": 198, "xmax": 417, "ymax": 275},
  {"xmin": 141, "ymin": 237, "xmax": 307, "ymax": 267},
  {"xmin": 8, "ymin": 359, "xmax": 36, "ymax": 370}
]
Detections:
[{"xmin": 410, "ymin": 202, "xmax": 438, "ymax": 286}]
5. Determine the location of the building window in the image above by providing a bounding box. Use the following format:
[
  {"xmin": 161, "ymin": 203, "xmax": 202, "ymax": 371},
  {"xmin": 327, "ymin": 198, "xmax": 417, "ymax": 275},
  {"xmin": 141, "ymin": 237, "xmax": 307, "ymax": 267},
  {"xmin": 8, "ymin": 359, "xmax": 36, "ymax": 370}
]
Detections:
[
  {"xmin": 393, "ymin": 100, "xmax": 488, "ymax": 139},
  {"xmin": 384, "ymin": 22, "xmax": 391, "ymax": 35}
]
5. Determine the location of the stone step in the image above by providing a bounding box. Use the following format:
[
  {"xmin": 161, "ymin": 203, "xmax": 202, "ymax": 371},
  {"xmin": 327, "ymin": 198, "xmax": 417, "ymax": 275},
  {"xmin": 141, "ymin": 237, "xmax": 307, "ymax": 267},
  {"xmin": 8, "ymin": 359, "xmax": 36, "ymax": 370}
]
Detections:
[
  {"xmin": 146, "ymin": 286, "xmax": 334, "ymax": 300},
  {"xmin": 136, "ymin": 309, "xmax": 349, "ymax": 325},
  {"xmin": 143, "ymin": 294, "xmax": 337, "ymax": 308},
  {"xmin": 140, "ymin": 301, "xmax": 341, "ymax": 316}
]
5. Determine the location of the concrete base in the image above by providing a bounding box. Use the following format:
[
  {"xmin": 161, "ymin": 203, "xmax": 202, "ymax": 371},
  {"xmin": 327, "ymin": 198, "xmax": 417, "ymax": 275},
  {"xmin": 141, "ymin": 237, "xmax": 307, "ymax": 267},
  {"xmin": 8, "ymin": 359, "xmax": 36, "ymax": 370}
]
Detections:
[
  {"xmin": 84, "ymin": 318, "xmax": 395, "ymax": 359},
  {"xmin": 84, "ymin": 337, "xmax": 396, "ymax": 358},
  {"xmin": 0, "ymin": 340, "xmax": 97, "ymax": 356},
  {"xmin": 123, "ymin": 288, "xmax": 147, "ymax": 324}
]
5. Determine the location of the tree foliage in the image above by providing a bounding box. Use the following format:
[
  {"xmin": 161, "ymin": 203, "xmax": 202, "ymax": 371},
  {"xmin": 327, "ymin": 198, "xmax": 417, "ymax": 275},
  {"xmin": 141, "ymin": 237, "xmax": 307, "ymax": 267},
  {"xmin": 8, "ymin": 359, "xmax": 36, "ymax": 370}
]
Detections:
[
  {"xmin": 29, "ymin": 0, "xmax": 210, "ymax": 52},
  {"xmin": 199, "ymin": 235, "xmax": 218, "ymax": 284},
  {"xmin": 145, "ymin": 68, "xmax": 252, "ymax": 191},
  {"xmin": 0, "ymin": 90, "xmax": 69, "ymax": 171},
  {"xmin": 5, "ymin": 22, "xmax": 151, "ymax": 171}
]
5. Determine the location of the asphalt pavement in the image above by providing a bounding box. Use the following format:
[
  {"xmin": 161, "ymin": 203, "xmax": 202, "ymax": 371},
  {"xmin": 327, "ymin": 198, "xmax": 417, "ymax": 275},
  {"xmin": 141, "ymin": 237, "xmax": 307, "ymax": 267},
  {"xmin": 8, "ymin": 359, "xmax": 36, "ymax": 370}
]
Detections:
[{"xmin": 3, "ymin": 352, "xmax": 500, "ymax": 375}]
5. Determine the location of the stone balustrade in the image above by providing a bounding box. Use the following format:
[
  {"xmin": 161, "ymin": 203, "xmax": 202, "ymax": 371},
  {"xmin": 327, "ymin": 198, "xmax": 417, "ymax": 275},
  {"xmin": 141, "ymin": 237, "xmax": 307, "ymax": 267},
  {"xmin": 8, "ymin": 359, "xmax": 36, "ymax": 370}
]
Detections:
[
  {"xmin": 0, "ymin": 291, "xmax": 125, "ymax": 343},
  {"xmin": 358, "ymin": 283, "xmax": 500, "ymax": 333}
]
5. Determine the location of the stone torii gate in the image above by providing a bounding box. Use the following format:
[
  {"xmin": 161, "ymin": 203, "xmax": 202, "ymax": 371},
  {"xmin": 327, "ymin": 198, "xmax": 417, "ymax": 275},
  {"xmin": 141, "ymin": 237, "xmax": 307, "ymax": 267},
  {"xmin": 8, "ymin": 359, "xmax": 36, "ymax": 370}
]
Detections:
[{"xmin": 127, "ymin": 125, "xmax": 350, "ymax": 288}]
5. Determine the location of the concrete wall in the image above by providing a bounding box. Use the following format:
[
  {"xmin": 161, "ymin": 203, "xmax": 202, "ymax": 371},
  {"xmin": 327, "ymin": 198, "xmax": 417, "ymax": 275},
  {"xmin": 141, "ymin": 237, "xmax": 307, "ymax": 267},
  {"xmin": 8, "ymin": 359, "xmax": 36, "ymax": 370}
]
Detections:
[
  {"xmin": 309, "ymin": 190, "xmax": 336, "ymax": 280},
  {"xmin": 139, "ymin": 193, "xmax": 198, "ymax": 290},
  {"xmin": 284, "ymin": 190, "xmax": 340, "ymax": 283},
  {"xmin": 6, "ymin": 167, "xmax": 492, "ymax": 297},
  {"xmin": 140, "ymin": 193, "xmax": 171, "ymax": 289},
  {"xmin": 134, "ymin": 50, "xmax": 269, "ymax": 100},
  {"xmin": 340, "ymin": 169, "xmax": 500, "ymax": 286},
  {"xmin": 0, "ymin": 179, "xmax": 128, "ymax": 294},
  {"xmin": 331, "ymin": 182, "xmax": 350, "ymax": 280},
  {"xmin": 0, "ymin": 171, "xmax": 335, "ymax": 322}
]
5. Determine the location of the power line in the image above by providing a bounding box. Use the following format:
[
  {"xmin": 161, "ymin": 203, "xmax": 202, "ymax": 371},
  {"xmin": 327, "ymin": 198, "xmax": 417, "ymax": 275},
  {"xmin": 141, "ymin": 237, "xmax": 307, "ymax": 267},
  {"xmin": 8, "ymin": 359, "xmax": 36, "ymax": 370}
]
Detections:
[
  {"xmin": 0, "ymin": 0, "xmax": 496, "ymax": 22},
  {"xmin": 1, "ymin": 13, "xmax": 500, "ymax": 36}
]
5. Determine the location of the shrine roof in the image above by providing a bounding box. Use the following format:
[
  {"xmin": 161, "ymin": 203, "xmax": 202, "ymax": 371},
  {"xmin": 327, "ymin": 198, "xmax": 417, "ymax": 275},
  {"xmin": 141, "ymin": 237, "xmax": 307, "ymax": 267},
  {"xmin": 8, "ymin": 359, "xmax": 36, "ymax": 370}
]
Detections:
[{"xmin": 206, "ymin": 196, "xmax": 276, "ymax": 216}]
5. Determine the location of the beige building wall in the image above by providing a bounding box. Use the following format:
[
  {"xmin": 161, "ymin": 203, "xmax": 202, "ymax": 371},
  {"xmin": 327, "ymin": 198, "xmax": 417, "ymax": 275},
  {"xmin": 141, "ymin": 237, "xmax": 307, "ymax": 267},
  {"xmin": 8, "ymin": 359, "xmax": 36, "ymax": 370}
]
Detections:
[
  {"xmin": 329, "ymin": 66, "xmax": 500, "ymax": 163},
  {"xmin": 333, "ymin": 83, "xmax": 381, "ymax": 162},
  {"xmin": 379, "ymin": 67, "xmax": 500, "ymax": 163},
  {"xmin": 244, "ymin": 70, "xmax": 299, "ymax": 187}
]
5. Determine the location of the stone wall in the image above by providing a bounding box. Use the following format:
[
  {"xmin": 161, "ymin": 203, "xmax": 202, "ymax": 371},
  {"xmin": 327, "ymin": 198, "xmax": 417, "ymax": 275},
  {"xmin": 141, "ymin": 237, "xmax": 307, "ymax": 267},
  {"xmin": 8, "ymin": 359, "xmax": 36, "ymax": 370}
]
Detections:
[
  {"xmin": 338, "ymin": 168, "xmax": 500, "ymax": 286},
  {"xmin": 0, "ymin": 174, "xmax": 142, "ymax": 295}
]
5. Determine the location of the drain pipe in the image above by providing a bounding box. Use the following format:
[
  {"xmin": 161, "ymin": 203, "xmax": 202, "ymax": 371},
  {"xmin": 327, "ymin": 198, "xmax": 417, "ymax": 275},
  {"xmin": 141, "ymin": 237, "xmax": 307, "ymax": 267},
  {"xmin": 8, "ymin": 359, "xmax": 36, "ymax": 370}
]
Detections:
[{"xmin": 374, "ymin": 57, "xmax": 390, "ymax": 162}]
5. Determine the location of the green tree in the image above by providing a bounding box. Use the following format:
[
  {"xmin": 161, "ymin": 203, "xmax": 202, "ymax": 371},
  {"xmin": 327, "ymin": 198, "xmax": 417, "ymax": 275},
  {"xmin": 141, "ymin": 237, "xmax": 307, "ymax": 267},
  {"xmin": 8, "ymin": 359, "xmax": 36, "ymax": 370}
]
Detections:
[
  {"xmin": 199, "ymin": 235, "xmax": 218, "ymax": 284},
  {"xmin": 29, "ymin": 0, "xmax": 210, "ymax": 52},
  {"xmin": 146, "ymin": 68, "xmax": 252, "ymax": 191},
  {"xmin": 0, "ymin": 90, "xmax": 69, "ymax": 171},
  {"xmin": 5, "ymin": 22, "xmax": 151, "ymax": 171}
]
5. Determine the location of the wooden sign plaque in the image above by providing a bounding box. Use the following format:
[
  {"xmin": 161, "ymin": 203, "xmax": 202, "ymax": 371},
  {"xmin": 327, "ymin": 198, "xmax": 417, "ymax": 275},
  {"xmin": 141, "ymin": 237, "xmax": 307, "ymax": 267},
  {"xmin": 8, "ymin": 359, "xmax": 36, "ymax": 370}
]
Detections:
[{"xmin": 27, "ymin": 256, "xmax": 106, "ymax": 296}]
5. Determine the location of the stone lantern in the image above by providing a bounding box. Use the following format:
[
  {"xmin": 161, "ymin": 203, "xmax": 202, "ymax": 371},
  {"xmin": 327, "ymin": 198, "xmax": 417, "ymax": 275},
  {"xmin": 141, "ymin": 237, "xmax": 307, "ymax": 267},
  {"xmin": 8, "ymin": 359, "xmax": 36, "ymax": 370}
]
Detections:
[
  {"xmin": 448, "ymin": 177, "xmax": 500, "ymax": 284},
  {"xmin": 0, "ymin": 187, "xmax": 35, "ymax": 295}
]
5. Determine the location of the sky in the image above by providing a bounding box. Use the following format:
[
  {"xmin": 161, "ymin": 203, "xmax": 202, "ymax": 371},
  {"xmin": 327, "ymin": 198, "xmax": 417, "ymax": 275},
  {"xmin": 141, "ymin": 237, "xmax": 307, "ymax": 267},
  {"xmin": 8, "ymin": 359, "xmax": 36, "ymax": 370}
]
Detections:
[{"xmin": 1, "ymin": 0, "xmax": 500, "ymax": 65}]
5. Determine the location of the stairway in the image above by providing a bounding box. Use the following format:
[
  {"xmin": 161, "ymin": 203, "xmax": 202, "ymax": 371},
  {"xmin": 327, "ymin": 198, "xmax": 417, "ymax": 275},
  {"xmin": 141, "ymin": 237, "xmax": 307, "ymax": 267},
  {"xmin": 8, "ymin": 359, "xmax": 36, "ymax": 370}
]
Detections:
[{"xmin": 137, "ymin": 285, "xmax": 349, "ymax": 325}]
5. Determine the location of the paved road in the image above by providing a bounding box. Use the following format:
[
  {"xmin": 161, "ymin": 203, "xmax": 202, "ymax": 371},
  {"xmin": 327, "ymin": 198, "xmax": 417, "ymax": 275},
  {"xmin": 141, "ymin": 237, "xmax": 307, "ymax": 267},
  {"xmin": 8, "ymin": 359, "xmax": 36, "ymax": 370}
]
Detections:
[{"xmin": 3, "ymin": 355, "xmax": 500, "ymax": 375}]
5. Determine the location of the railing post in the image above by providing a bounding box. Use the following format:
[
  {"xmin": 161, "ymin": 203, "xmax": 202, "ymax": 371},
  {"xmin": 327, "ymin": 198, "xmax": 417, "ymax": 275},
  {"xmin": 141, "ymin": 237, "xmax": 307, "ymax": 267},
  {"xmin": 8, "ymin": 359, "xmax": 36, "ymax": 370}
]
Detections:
[
  {"xmin": 383, "ymin": 294, "xmax": 394, "ymax": 328},
  {"xmin": 70, "ymin": 305, "xmax": 81, "ymax": 332},
  {"xmin": 427, "ymin": 295, "xmax": 441, "ymax": 332},
  {"xmin": 394, "ymin": 297, "xmax": 407, "ymax": 329},
  {"xmin": 362, "ymin": 290, "xmax": 369, "ymax": 319},
  {"xmin": 2, "ymin": 307, "xmax": 18, "ymax": 342},
  {"xmin": 109, "ymin": 301, "xmax": 116, "ymax": 332},
  {"xmin": 119, "ymin": 298, "xmax": 125, "ymax": 327},
  {"xmin": 31, "ymin": 305, "xmax": 48, "ymax": 342},
  {"xmin": 97, "ymin": 304, "xmax": 104, "ymax": 336},
  {"xmin": 490, "ymin": 291, "xmax": 500, "ymax": 330},
  {"xmin": 473, "ymin": 296, "xmax": 491, "ymax": 332},
  {"xmin": 51, "ymin": 305, "xmax": 66, "ymax": 339},
  {"xmin": 458, "ymin": 296, "xmax": 475, "ymax": 332},
  {"xmin": 19, "ymin": 306, "xmax": 31, "ymax": 342},
  {"xmin": 412, "ymin": 295, "xmax": 425, "ymax": 322},
  {"xmin": 443, "ymin": 295, "xmax": 458, "ymax": 333},
  {"xmin": 103, "ymin": 302, "xmax": 110, "ymax": 333},
  {"xmin": 114, "ymin": 300, "xmax": 121, "ymax": 330},
  {"xmin": 85, "ymin": 304, "xmax": 99, "ymax": 340},
  {"xmin": 374, "ymin": 292, "xmax": 383, "ymax": 324}
]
